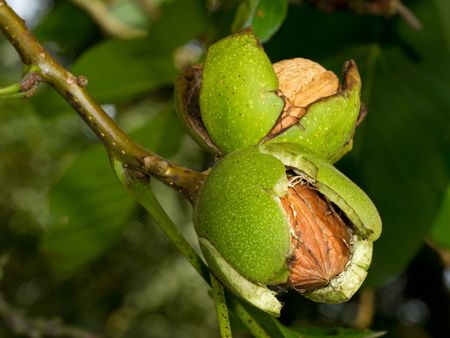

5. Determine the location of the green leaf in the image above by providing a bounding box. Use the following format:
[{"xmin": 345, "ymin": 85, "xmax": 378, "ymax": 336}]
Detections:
[
  {"xmin": 435, "ymin": 0, "xmax": 450, "ymax": 52},
  {"xmin": 267, "ymin": 0, "xmax": 450, "ymax": 287},
  {"xmin": 430, "ymin": 184, "xmax": 450, "ymax": 249},
  {"xmin": 107, "ymin": 0, "xmax": 149, "ymax": 31},
  {"xmin": 232, "ymin": 0, "xmax": 288, "ymax": 42},
  {"xmin": 351, "ymin": 0, "xmax": 450, "ymax": 285},
  {"xmin": 41, "ymin": 146, "xmax": 133, "ymax": 276},
  {"xmin": 72, "ymin": 38, "xmax": 176, "ymax": 103},
  {"xmin": 34, "ymin": 1, "xmax": 100, "ymax": 54},
  {"xmin": 232, "ymin": 0, "xmax": 258, "ymax": 31},
  {"xmin": 41, "ymin": 108, "xmax": 183, "ymax": 276},
  {"xmin": 342, "ymin": 42, "xmax": 449, "ymax": 287},
  {"xmin": 33, "ymin": 0, "xmax": 209, "ymax": 115},
  {"xmin": 71, "ymin": 0, "xmax": 208, "ymax": 103}
]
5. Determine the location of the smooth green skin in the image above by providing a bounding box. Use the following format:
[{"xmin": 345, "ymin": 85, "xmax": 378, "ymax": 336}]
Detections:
[
  {"xmin": 195, "ymin": 145, "xmax": 382, "ymax": 313},
  {"xmin": 192, "ymin": 30, "xmax": 361, "ymax": 161},
  {"xmin": 270, "ymin": 84, "xmax": 361, "ymax": 163},
  {"xmin": 195, "ymin": 146, "xmax": 291, "ymax": 285},
  {"xmin": 199, "ymin": 30, "xmax": 284, "ymax": 154}
]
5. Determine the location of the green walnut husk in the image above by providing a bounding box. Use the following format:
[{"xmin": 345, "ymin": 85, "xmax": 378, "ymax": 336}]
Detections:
[
  {"xmin": 267, "ymin": 59, "xmax": 361, "ymax": 163},
  {"xmin": 194, "ymin": 144, "xmax": 381, "ymax": 316},
  {"xmin": 199, "ymin": 28, "xmax": 284, "ymax": 154},
  {"xmin": 176, "ymin": 29, "xmax": 363, "ymax": 163}
]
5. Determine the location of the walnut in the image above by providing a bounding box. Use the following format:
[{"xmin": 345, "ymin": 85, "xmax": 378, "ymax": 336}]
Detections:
[
  {"xmin": 270, "ymin": 58, "xmax": 340, "ymax": 136},
  {"xmin": 280, "ymin": 175, "xmax": 352, "ymax": 291}
]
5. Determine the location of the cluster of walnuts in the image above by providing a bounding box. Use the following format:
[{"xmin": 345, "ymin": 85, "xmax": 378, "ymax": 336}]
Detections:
[{"xmin": 176, "ymin": 29, "xmax": 381, "ymax": 316}]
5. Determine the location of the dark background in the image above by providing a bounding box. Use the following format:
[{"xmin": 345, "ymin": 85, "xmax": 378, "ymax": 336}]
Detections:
[{"xmin": 0, "ymin": 0, "xmax": 449, "ymax": 337}]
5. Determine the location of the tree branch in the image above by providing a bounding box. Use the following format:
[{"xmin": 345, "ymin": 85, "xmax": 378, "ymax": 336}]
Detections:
[{"xmin": 0, "ymin": 0, "xmax": 205, "ymax": 202}]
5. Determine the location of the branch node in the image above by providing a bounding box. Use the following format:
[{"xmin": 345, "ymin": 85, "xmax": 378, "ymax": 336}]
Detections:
[
  {"xmin": 76, "ymin": 75, "xmax": 88, "ymax": 88},
  {"xmin": 144, "ymin": 156, "xmax": 170, "ymax": 176},
  {"xmin": 19, "ymin": 71, "xmax": 40, "ymax": 97}
]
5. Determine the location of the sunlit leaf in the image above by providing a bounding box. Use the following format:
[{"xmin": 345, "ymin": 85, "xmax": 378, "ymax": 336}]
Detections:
[{"xmin": 232, "ymin": 0, "xmax": 288, "ymax": 42}]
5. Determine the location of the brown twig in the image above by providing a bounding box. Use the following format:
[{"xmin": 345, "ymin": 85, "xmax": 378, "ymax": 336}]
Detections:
[
  {"xmin": 394, "ymin": 1, "xmax": 422, "ymax": 31},
  {"xmin": 0, "ymin": 0, "xmax": 205, "ymax": 203},
  {"xmin": 353, "ymin": 288, "xmax": 375, "ymax": 329}
]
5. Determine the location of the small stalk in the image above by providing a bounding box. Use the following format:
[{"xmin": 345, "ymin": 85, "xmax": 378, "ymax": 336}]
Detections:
[
  {"xmin": 228, "ymin": 298, "xmax": 271, "ymax": 338},
  {"xmin": 0, "ymin": 82, "xmax": 21, "ymax": 96},
  {"xmin": 211, "ymin": 273, "xmax": 233, "ymax": 338},
  {"xmin": 0, "ymin": 67, "xmax": 41, "ymax": 99},
  {"xmin": 112, "ymin": 157, "xmax": 209, "ymax": 280}
]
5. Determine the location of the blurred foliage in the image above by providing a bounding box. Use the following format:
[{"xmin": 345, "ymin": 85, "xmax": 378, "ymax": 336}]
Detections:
[
  {"xmin": 430, "ymin": 185, "xmax": 450, "ymax": 249},
  {"xmin": 0, "ymin": 0, "xmax": 449, "ymax": 337},
  {"xmin": 41, "ymin": 107, "xmax": 184, "ymax": 276},
  {"xmin": 232, "ymin": 0, "xmax": 288, "ymax": 42}
]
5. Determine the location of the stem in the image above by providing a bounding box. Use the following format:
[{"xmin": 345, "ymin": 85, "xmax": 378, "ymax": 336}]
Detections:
[
  {"xmin": 211, "ymin": 273, "xmax": 233, "ymax": 338},
  {"xmin": 0, "ymin": 90, "xmax": 27, "ymax": 99},
  {"xmin": 353, "ymin": 288, "xmax": 375, "ymax": 329},
  {"xmin": 0, "ymin": 67, "xmax": 41, "ymax": 99},
  {"xmin": 0, "ymin": 82, "xmax": 21, "ymax": 96},
  {"xmin": 228, "ymin": 298, "xmax": 271, "ymax": 338},
  {"xmin": 112, "ymin": 158, "xmax": 210, "ymax": 280},
  {"xmin": 113, "ymin": 159, "xmax": 270, "ymax": 338},
  {"xmin": 395, "ymin": 1, "xmax": 422, "ymax": 31},
  {"xmin": 0, "ymin": 0, "xmax": 205, "ymax": 202}
]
